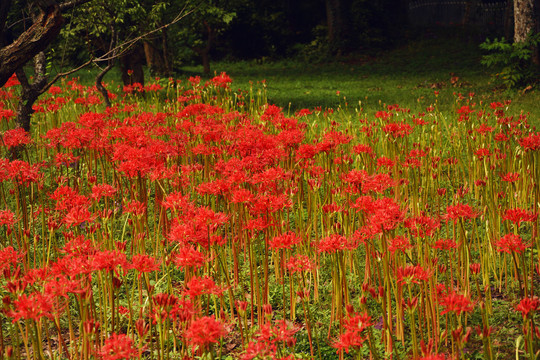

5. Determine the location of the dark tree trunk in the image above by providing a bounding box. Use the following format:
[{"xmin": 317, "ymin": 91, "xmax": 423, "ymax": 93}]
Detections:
[
  {"xmin": 15, "ymin": 52, "xmax": 48, "ymax": 132},
  {"xmin": 201, "ymin": 50, "xmax": 210, "ymax": 75},
  {"xmin": 0, "ymin": 4, "xmax": 63, "ymax": 88},
  {"xmin": 514, "ymin": 0, "xmax": 535, "ymax": 42},
  {"xmin": 96, "ymin": 27, "xmax": 117, "ymax": 107},
  {"xmin": 514, "ymin": 0, "xmax": 539, "ymax": 66},
  {"xmin": 326, "ymin": 0, "xmax": 341, "ymax": 46},
  {"xmin": 505, "ymin": 0, "xmax": 515, "ymax": 40},
  {"xmin": 120, "ymin": 44, "xmax": 145, "ymax": 86},
  {"xmin": 0, "ymin": 0, "xmax": 12, "ymax": 47},
  {"xmin": 193, "ymin": 21, "xmax": 215, "ymax": 75},
  {"xmin": 143, "ymin": 36, "xmax": 171, "ymax": 76},
  {"xmin": 534, "ymin": 0, "xmax": 540, "ymax": 65}
]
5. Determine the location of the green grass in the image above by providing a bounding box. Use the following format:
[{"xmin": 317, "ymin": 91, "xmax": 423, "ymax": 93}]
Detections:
[
  {"xmin": 181, "ymin": 35, "xmax": 540, "ymax": 125},
  {"xmin": 71, "ymin": 33, "xmax": 540, "ymax": 125}
]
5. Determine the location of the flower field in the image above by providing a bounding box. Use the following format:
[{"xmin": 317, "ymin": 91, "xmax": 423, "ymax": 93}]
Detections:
[{"xmin": 0, "ymin": 72, "xmax": 539, "ymax": 360}]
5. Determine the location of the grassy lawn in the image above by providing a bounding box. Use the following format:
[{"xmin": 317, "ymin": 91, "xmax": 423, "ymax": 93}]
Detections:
[
  {"xmin": 71, "ymin": 31, "xmax": 539, "ymax": 125},
  {"xmin": 180, "ymin": 34, "xmax": 540, "ymax": 124}
]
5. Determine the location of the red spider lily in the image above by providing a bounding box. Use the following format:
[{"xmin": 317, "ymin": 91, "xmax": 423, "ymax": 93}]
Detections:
[
  {"xmin": 185, "ymin": 275, "xmax": 225, "ymax": 298},
  {"xmin": 342, "ymin": 311, "xmax": 372, "ymax": 333},
  {"xmin": 0, "ymin": 108, "xmax": 15, "ymax": 121},
  {"xmin": 519, "ymin": 132, "xmax": 540, "ymax": 151},
  {"xmin": 387, "ymin": 235, "xmax": 413, "ymax": 254},
  {"xmin": 457, "ymin": 105, "xmax": 475, "ymax": 122},
  {"xmin": 211, "ymin": 72, "xmax": 232, "ymax": 88},
  {"xmin": 6, "ymin": 292, "xmax": 54, "ymax": 322},
  {"xmin": 404, "ymin": 215, "xmax": 440, "ymax": 237},
  {"xmin": 365, "ymin": 197, "xmax": 406, "ymax": 233},
  {"xmin": 43, "ymin": 275, "xmax": 84, "ymax": 298},
  {"xmin": 0, "ymin": 246, "xmax": 24, "ymax": 273},
  {"xmin": 268, "ymin": 320, "xmax": 297, "ymax": 348},
  {"xmin": 60, "ymin": 234, "xmax": 96, "ymax": 256},
  {"xmin": 439, "ymin": 291, "xmax": 475, "ymax": 315},
  {"xmin": 295, "ymin": 108, "xmax": 312, "ymax": 117},
  {"xmin": 63, "ymin": 205, "xmax": 96, "ymax": 227},
  {"xmin": 91, "ymin": 184, "xmax": 117, "ymax": 200},
  {"xmin": 361, "ymin": 172, "xmax": 395, "ymax": 193},
  {"xmin": 431, "ymin": 238, "xmax": 458, "ymax": 251},
  {"xmin": 494, "ymin": 132, "xmax": 509, "ymax": 142},
  {"xmin": 54, "ymin": 152, "xmax": 80, "ymax": 168},
  {"xmin": 503, "ymin": 208, "xmax": 538, "ymax": 226},
  {"xmin": 382, "ymin": 122, "xmax": 414, "ymax": 138},
  {"xmin": 444, "ymin": 203, "xmax": 480, "ymax": 222},
  {"xmin": 161, "ymin": 191, "xmax": 195, "ymax": 212},
  {"xmin": 130, "ymin": 254, "xmax": 160, "ymax": 278},
  {"xmin": 6, "ymin": 160, "xmax": 43, "ymax": 185},
  {"xmin": 470, "ymin": 263, "xmax": 481, "ymax": 274},
  {"xmin": 475, "ymin": 147, "xmax": 491, "ymax": 160},
  {"xmin": 494, "ymin": 234, "xmax": 531, "ymax": 254},
  {"xmin": 396, "ymin": 264, "xmax": 433, "ymax": 285},
  {"xmin": 419, "ymin": 354, "xmax": 448, "ymax": 359},
  {"xmin": 172, "ymin": 246, "xmax": 207, "ymax": 270},
  {"xmin": 375, "ymin": 110, "xmax": 392, "ymax": 121},
  {"xmin": 241, "ymin": 340, "xmax": 276, "ymax": 360},
  {"xmin": 2, "ymin": 128, "xmax": 33, "ymax": 148},
  {"xmin": 152, "ymin": 294, "xmax": 193, "ymax": 323},
  {"xmin": 475, "ymin": 123, "xmax": 494, "ymax": 134},
  {"xmin": 4, "ymin": 73, "xmax": 19, "ymax": 87},
  {"xmin": 501, "ymin": 172, "xmax": 520, "ymax": 182},
  {"xmin": 376, "ymin": 156, "xmax": 396, "ymax": 169},
  {"xmin": 286, "ymin": 255, "xmax": 315, "ymax": 273},
  {"xmin": 322, "ymin": 130, "xmax": 353, "ymax": 147},
  {"xmin": 269, "ymin": 231, "xmax": 303, "ymax": 250},
  {"xmin": 332, "ymin": 321, "xmax": 368, "ymax": 353},
  {"xmin": 50, "ymin": 185, "xmax": 91, "ymax": 211},
  {"xmin": 124, "ymin": 200, "xmax": 146, "ymax": 216},
  {"xmin": 353, "ymin": 143, "xmax": 374, "ymax": 155},
  {"xmin": 0, "ymin": 209, "xmax": 16, "ymax": 229},
  {"xmin": 515, "ymin": 297, "xmax": 540, "ymax": 319},
  {"xmin": 230, "ymin": 188, "xmax": 255, "ymax": 203},
  {"xmin": 98, "ymin": 333, "xmax": 139, "ymax": 360},
  {"xmin": 185, "ymin": 316, "xmax": 228, "ymax": 349},
  {"xmin": 91, "ymin": 250, "xmax": 129, "ymax": 274},
  {"xmin": 322, "ymin": 202, "xmax": 344, "ymax": 214},
  {"xmin": 316, "ymin": 234, "xmax": 356, "ymax": 253},
  {"xmin": 48, "ymin": 85, "xmax": 62, "ymax": 95}
]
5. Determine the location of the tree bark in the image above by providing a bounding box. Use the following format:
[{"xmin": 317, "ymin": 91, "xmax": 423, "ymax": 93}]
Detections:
[
  {"xmin": 96, "ymin": 27, "xmax": 117, "ymax": 107},
  {"xmin": 120, "ymin": 44, "xmax": 145, "ymax": 86},
  {"xmin": 0, "ymin": 0, "xmax": 12, "ymax": 47},
  {"xmin": 514, "ymin": 0, "xmax": 535, "ymax": 42},
  {"xmin": 0, "ymin": 4, "xmax": 63, "ymax": 88},
  {"xmin": 514, "ymin": 0, "xmax": 539, "ymax": 66},
  {"xmin": 193, "ymin": 21, "xmax": 214, "ymax": 75}
]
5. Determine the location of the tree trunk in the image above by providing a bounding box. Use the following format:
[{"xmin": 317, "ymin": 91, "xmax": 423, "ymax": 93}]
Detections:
[
  {"xmin": 120, "ymin": 44, "xmax": 145, "ymax": 86},
  {"xmin": 0, "ymin": 0, "xmax": 12, "ymax": 47},
  {"xmin": 193, "ymin": 22, "xmax": 214, "ymax": 75},
  {"xmin": 201, "ymin": 50, "xmax": 210, "ymax": 75},
  {"xmin": 0, "ymin": 4, "xmax": 63, "ymax": 88},
  {"xmin": 514, "ymin": 0, "xmax": 539, "ymax": 66},
  {"xmin": 143, "ymin": 38, "xmax": 170, "ymax": 76},
  {"xmin": 514, "ymin": 0, "xmax": 535, "ymax": 42},
  {"xmin": 96, "ymin": 27, "xmax": 117, "ymax": 107}
]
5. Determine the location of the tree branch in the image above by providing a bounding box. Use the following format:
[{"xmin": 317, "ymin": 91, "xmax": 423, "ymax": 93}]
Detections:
[
  {"xmin": 0, "ymin": 5, "xmax": 64, "ymax": 87},
  {"xmin": 94, "ymin": 4, "xmax": 195, "ymax": 62},
  {"xmin": 59, "ymin": 0, "xmax": 91, "ymax": 12}
]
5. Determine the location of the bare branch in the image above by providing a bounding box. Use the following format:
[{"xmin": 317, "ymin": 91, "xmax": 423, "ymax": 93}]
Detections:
[
  {"xmin": 59, "ymin": 0, "xmax": 91, "ymax": 12},
  {"xmin": 94, "ymin": 4, "xmax": 195, "ymax": 62},
  {"xmin": 0, "ymin": 5, "xmax": 63, "ymax": 87},
  {"xmin": 39, "ymin": 57, "xmax": 93, "ymax": 95}
]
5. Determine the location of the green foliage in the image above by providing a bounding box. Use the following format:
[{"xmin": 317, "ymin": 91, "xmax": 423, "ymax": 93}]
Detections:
[{"xmin": 480, "ymin": 34, "xmax": 540, "ymax": 89}]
